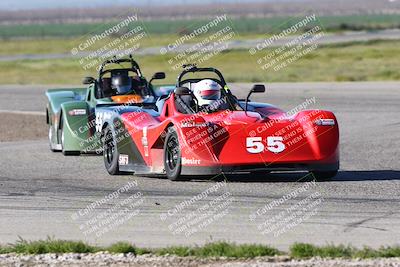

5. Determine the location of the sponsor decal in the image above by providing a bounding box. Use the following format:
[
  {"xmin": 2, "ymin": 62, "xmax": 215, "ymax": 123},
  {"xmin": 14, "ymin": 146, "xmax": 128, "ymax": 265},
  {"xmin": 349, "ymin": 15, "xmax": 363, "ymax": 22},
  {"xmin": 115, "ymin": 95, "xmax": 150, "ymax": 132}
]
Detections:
[
  {"xmin": 182, "ymin": 157, "xmax": 201, "ymax": 165},
  {"xmin": 118, "ymin": 154, "xmax": 129, "ymax": 165},
  {"xmin": 68, "ymin": 109, "xmax": 87, "ymax": 116},
  {"xmin": 181, "ymin": 121, "xmax": 209, "ymax": 128},
  {"xmin": 315, "ymin": 118, "xmax": 335, "ymax": 126}
]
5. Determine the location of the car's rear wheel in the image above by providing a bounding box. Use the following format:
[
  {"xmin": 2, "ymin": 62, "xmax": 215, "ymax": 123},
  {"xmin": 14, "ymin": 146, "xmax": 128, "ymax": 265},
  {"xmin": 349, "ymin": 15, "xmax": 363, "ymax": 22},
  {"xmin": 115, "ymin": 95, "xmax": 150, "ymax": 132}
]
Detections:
[
  {"xmin": 310, "ymin": 170, "xmax": 338, "ymax": 181},
  {"xmin": 103, "ymin": 127, "xmax": 121, "ymax": 175},
  {"xmin": 163, "ymin": 128, "xmax": 185, "ymax": 181}
]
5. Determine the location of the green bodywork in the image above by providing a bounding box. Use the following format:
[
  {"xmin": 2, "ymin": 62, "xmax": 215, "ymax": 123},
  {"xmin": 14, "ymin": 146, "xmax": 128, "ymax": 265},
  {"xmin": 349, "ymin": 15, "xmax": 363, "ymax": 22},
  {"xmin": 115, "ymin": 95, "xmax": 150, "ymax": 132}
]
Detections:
[{"xmin": 46, "ymin": 84, "xmax": 174, "ymax": 155}]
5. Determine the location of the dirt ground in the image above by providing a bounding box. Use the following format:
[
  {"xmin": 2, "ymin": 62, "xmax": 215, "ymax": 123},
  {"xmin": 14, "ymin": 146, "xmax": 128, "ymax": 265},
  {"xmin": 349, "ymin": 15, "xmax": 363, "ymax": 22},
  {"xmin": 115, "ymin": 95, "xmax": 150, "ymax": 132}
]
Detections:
[{"xmin": 0, "ymin": 113, "xmax": 47, "ymax": 142}]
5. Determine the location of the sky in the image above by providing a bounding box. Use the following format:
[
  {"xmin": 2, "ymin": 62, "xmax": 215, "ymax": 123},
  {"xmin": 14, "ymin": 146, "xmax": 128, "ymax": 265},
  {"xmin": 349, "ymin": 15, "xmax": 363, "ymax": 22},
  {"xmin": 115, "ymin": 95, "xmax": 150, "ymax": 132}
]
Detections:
[{"xmin": 0, "ymin": 0, "xmax": 287, "ymax": 10}]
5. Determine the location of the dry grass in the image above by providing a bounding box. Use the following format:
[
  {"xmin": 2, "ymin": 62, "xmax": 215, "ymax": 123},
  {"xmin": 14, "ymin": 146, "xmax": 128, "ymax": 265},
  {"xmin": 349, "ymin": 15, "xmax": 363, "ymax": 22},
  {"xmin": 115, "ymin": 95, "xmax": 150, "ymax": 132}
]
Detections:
[{"xmin": 0, "ymin": 40, "xmax": 399, "ymax": 84}]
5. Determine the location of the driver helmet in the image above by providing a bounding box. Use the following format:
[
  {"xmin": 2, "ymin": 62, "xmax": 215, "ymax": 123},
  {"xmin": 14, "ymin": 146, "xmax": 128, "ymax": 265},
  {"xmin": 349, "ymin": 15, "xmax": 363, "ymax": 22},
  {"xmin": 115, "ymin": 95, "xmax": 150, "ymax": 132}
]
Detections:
[
  {"xmin": 111, "ymin": 74, "xmax": 132, "ymax": 94},
  {"xmin": 193, "ymin": 79, "xmax": 221, "ymax": 106}
]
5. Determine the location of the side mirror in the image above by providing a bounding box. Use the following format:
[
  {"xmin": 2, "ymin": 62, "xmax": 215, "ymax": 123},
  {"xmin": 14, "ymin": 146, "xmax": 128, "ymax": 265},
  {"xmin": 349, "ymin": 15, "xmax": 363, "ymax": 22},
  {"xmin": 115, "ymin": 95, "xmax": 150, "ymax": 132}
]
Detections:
[
  {"xmin": 149, "ymin": 72, "xmax": 166, "ymax": 85},
  {"xmin": 82, "ymin": 77, "xmax": 96, "ymax": 85},
  {"xmin": 251, "ymin": 84, "xmax": 265, "ymax": 93},
  {"xmin": 152, "ymin": 72, "xmax": 166, "ymax": 80},
  {"xmin": 245, "ymin": 84, "xmax": 266, "ymax": 112}
]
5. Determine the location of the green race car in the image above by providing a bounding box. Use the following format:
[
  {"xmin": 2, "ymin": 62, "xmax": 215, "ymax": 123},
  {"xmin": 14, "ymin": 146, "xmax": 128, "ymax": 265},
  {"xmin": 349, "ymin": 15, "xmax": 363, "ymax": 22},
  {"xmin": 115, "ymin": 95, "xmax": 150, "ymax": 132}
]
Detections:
[{"xmin": 46, "ymin": 56, "xmax": 171, "ymax": 155}]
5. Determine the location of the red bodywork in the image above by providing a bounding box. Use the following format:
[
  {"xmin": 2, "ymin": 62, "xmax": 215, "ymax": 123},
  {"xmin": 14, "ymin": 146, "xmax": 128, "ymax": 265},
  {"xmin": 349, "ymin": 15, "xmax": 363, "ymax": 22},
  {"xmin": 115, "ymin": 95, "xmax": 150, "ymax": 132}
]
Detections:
[{"xmin": 117, "ymin": 92, "xmax": 339, "ymax": 175}]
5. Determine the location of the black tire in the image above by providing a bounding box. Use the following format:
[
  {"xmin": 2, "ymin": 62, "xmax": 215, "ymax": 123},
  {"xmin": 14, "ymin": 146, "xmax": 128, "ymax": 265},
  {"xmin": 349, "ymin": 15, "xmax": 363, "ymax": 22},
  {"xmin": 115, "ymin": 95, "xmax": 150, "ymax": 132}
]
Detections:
[
  {"xmin": 59, "ymin": 115, "xmax": 80, "ymax": 156},
  {"xmin": 163, "ymin": 128, "xmax": 185, "ymax": 181},
  {"xmin": 310, "ymin": 170, "xmax": 338, "ymax": 181},
  {"xmin": 103, "ymin": 127, "xmax": 121, "ymax": 175}
]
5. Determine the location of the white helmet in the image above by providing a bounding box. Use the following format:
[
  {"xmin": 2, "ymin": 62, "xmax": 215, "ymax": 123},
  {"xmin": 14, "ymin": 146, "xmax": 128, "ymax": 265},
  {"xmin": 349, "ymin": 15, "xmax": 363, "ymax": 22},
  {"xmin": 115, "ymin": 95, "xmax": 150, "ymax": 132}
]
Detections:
[{"xmin": 193, "ymin": 79, "xmax": 221, "ymax": 106}]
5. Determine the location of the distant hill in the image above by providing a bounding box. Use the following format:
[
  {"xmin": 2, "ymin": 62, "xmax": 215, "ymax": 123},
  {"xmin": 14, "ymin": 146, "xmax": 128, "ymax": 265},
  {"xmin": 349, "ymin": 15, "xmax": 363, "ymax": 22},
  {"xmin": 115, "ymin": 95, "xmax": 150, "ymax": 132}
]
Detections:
[
  {"xmin": 0, "ymin": 0, "xmax": 399, "ymax": 25},
  {"xmin": 0, "ymin": 0, "xmax": 301, "ymax": 11}
]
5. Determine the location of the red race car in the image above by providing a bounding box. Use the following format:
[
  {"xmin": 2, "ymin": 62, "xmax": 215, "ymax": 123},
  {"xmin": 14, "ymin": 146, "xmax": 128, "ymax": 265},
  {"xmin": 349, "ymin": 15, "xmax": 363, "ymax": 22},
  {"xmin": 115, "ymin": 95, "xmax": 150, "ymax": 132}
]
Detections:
[{"xmin": 98, "ymin": 65, "xmax": 339, "ymax": 181}]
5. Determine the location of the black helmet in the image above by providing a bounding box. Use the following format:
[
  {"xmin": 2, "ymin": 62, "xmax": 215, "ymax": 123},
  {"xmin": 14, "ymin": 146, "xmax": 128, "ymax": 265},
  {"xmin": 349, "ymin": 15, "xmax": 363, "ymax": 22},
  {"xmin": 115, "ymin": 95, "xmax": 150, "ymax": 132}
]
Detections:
[{"xmin": 111, "ymin": 74, "xmax": 132, "ymax": 94}]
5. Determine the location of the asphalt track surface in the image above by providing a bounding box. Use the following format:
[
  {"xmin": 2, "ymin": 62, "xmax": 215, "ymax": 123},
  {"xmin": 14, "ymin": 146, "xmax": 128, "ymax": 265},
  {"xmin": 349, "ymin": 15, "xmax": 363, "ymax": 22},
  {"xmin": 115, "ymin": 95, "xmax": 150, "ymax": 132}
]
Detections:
[
  {"xmin": 1, "ymin": 29, "xmax": 400, "ymax": 62},
  {"xmin": 0, "ymin": 82, "xmax": 399, "ymax": 250}
]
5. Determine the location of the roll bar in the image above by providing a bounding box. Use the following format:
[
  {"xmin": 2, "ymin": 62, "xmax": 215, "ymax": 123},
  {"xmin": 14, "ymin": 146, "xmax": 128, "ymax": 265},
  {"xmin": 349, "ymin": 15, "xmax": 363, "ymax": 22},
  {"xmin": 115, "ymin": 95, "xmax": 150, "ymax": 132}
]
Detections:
[
  {"xmin": 176, "ymin": 64, "xmax": 227, "ymax": 87},
  {"xmin": 99, "ymin": 54, "xmax": 143, "ymax": 77}
]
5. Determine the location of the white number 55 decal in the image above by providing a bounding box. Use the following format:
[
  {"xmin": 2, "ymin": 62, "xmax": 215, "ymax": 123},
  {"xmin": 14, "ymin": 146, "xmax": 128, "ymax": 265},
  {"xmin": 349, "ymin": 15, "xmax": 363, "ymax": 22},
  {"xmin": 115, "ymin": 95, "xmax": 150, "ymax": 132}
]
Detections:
[
  {"xmin": 246, "ymin": 136, "xmax": 285, "ymax": 154},
  {"xmin": 266, "ymin": 136, "xmax": 285, "ymax": 153}
]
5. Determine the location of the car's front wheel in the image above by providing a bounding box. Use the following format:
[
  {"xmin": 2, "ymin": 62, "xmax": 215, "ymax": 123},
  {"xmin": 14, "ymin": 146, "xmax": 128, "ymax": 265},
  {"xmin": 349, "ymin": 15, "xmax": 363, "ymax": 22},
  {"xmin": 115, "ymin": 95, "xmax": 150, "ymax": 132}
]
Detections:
[
  {"xmin": 103, "ymin": 127, "xmax": 120, "ymax": 175},
  {"xmin": 163, "ymin": 127, "xmax": 186, "ymax": 181}
]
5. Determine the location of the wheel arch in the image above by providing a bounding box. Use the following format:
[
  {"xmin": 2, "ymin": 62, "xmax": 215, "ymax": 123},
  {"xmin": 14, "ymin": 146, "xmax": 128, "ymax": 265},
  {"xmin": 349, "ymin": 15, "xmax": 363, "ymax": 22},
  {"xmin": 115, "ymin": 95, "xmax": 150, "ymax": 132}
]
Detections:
[
  {"xmin": 152, "ymin": 122, "xmax": 175, "ymax": 149},
  {"xmin": 58, "ymin": 102, "xmax": 90, "ymax": 152}
]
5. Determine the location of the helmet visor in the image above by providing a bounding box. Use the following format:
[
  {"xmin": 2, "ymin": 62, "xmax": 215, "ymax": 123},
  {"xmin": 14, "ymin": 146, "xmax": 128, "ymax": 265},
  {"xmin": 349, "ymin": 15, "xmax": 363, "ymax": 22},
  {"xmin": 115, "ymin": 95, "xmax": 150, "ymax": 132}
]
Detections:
[
  {"xmin": 112, "ymin": 75, "xmax": 132, "ymax": 94},
  {"xmin": 116, "ymin": 84, "xmax": 132, "ymax": 94},
  {"xmin": 200, "ymin": 89, "xmax": 220, "ymax": 100}
]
